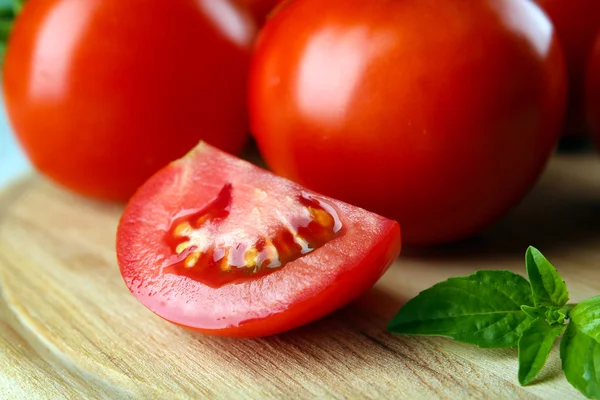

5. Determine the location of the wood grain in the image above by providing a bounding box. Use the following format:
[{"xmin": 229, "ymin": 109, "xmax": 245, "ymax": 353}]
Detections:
[{"xmin": 2, "ymin": 153, "xmax": 600, "ymax": 399}]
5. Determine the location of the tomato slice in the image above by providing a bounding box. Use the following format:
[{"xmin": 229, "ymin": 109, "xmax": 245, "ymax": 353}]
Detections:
[{"xmin": 116, "ymin": 142, "xmax": 401, "ymax": 337}]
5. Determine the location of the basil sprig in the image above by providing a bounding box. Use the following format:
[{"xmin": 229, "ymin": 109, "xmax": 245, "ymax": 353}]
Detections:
[{"xmin": 388, "ymin": 246, "xmax": 600, "ymax": 399}]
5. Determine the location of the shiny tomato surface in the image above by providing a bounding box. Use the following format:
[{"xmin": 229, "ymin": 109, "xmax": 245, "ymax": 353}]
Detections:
[
  {"xmin": 249, "ymin": 0, "xmax": 566, "ymax": 245},
  {"xmin": 535, "ymin": 0, "xmax": 600, "ymax": 136},
  {"xmin": 3, "ymin": 0, "xmax": 256, "ymax": 201},
  {"xmin": 117, "ymin": 142, "xmax": 401, "ymax": 338}
]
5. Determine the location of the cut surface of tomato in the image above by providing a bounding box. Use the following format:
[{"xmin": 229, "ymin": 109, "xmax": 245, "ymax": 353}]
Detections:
[{"xmin": 116, "ymin": 142, "xmax": 401, "ymax": 337}]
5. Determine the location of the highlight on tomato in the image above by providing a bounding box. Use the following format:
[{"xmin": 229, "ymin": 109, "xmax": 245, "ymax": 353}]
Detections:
[
  {"xmin": 3, "ymin": 0, "xmax": 257, "ymax": 202},
  {"xmin": 116, "ymin": 142, "xmax": 401, "ymax": 338},
  {"xmin": 249, "ymin": 0, "xmax": 566, "ymax": 245}
]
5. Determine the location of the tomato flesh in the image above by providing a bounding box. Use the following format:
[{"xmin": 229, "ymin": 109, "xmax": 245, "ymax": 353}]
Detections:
[{"xmin": 117, "ymin": 142, "xmax": 401, "ymax": 337}]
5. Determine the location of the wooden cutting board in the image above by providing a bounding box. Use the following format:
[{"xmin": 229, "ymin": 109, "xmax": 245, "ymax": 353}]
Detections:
[{"xmin": 2, "ymin": 152, "xmax": 600, "ymax": 399}]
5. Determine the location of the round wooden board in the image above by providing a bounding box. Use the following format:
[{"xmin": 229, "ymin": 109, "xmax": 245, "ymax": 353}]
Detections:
[{"xmin": 2, "ymin": 153, "xmax": 600, "ymax": 399}]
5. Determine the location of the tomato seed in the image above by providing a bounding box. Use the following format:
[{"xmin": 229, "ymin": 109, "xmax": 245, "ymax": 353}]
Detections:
[
  {"xmin": 173, "ymin": 222, "xmax": 192, "ymax": 238},
  {"xmin": 176, "ymin": 241, "xmax": 190, "ymax": 254},
  {"xmin": 184, "ymin": 252, "xmax": 201, "ymax": 268}
]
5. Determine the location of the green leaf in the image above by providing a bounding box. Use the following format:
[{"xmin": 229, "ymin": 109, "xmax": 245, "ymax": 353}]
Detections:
[
  {"xmin": 525, "ymin": 247, "xmax": 569, "ymax": 307},
  {"xmin": 521, "ymin": 305, "xmax": 545, "ymax": 320},
  {"xmin": 0, "ymin": 0, "xmax": 20, "ymax": 65},
  {"xmin": 561, "ymin": 296, "xmax": 600, "ymax": 400},
  {"xmin": 13, "ymin": 0, "xmax": 25, "ymax": 15},
  {"xmin": 387, "ymin": 270, "xmax": 534, "ymax": 348},
  {"xmin": 518, "ymin": 317, "xmax": 566, "ymax": 385},
  {"xmin": 0, "ymin": 18, "xmax": 13, "ymax": 42},
  {"xmin": 0, "ymin": 7, "xmax": 14, "ymax": 19},
  {"xmin": 0, "ymin": 40, "xmax": 5, "ymax": 64}
]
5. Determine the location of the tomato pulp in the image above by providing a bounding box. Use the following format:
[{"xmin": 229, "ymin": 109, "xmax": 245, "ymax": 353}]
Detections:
[
  {"xmin": 117, "ymin": 142, "xmax": 401, "ymax": 337},
  {"xmin": 249, "ymin": 0, "xmax": 566, "ymax": 245},
  {"xmin": 3, "ymin": 0, "xmax": 256, "ymax": 201},
  {"xmin": 535, "ymin": 0, "xmax": 600, "ymax": 137}
]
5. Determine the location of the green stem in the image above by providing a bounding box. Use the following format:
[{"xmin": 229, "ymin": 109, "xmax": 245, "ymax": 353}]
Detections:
[{"xmin": 560, "ymin": 304, "xmax": 577, "ymax": 319}]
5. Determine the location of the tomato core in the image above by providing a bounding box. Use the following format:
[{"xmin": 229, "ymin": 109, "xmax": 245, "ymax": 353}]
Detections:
[{"xmin": 162, "ymin": 183, "xmax": 343, "ymax": 288}]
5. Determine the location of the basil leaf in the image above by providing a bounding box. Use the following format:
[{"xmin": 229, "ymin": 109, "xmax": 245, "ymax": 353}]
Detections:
[
  {"xmin": 525, "ymin": 247, "xmax": 569, "ymax": 307},
  {"xmin": 560, "ymin": 297, "xmax": 600, "ymax": 400},
  {"xmin": 518, "ymin": 317, "xmax": 566, "ymax": 385},
  {"xmin": 387, "ymin": 270, "xmax": 534, "ymax": 348}
]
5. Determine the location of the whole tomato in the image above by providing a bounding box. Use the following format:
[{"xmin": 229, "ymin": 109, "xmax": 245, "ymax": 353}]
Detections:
[
  {"xmin": 535, "ymin": 0, "xmax": 600, "ymax": 137},
  {"xmin": 3, "ymin": 0, "xmax": 257, "ymax": 201},
  {"xmin": 249, "ymin": 0, "xmax": 566, "ymax": 245}
]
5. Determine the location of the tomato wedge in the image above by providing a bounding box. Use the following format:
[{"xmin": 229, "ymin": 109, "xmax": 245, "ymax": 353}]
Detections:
[{"xmin": 116, "ymin": 142, "xmax": 401, "ymax": 337}]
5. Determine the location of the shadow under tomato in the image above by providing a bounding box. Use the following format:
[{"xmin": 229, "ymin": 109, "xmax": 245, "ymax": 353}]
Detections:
[
  {"xmin": 403, "ymin": 152, "xmax": 600, "ymax": 265},
  {"xmin": 181, "ymin": 301, "xmax": 522, "ymax": 396},
  {"xmin": 557, "ymin": 135, "xmax": 595, "ymax": 154},
  {"xmin": 352, "ymin": 286, "xmax": 411, "ymax": 321}
]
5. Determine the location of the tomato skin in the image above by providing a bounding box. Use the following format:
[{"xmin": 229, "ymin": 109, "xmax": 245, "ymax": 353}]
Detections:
[
  {"xmin": 117, "ymin": 142, "xmax": 401, "ymax": 338},
  {"xmin": 534, "ymin": 0, "xmax": 600, "ymax": 137},
  {"xmin": 249, "ymin": 0, "xmax": 566, "ymax": 245},
  {"xmin": 3, "ymin": 0, "xmax": 256, "ymax": 202}
]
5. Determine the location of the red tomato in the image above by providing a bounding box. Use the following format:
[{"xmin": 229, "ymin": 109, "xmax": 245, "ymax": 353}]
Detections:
[
  {"xmin": 116, "ymin": 142, "xmax": 401, "ymax": 338},
  {"xmin": 249, "ymin": 0, "xmax": 566, "ymax": 245},
  {"xmin": 3, "ymin": 0, "xmax": 256, "ymax": 202},
  {"xmin": 534, "ymin": 0, "xmax": 600, "ymax": 137},
  {"xmin": 587, "ymin": 34, "xmax": 600, "ymax": 144}
]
